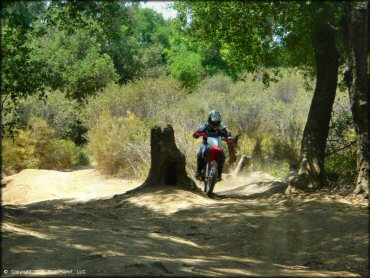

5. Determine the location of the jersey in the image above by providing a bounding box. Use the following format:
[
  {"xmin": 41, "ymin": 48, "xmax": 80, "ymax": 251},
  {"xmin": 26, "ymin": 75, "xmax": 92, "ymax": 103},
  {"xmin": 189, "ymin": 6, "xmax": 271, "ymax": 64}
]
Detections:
[{"xmin": 193, "ymin": 122, "xmax": 231, "ymax": 143}]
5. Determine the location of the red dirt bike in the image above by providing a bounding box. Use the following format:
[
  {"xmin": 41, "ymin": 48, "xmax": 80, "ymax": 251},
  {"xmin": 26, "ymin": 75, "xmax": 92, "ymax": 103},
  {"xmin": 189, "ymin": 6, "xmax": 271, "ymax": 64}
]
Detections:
[{"xmin": 198, "ymin": 132, "xmax": 239, "ymax": 196}]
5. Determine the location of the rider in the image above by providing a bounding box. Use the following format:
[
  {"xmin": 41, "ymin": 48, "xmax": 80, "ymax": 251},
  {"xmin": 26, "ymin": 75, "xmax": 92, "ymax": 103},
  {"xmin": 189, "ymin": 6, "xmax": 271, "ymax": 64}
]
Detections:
[{"xmin": 193, "ymin": 110, "xmax": 232, "ymax": 181}]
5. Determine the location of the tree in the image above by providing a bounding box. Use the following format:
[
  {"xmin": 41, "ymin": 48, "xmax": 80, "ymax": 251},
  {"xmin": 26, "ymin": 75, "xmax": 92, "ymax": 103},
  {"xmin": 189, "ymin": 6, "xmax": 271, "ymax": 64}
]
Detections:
[
  {"xmin": 28, "ymin": 26, "xmax": 118, "ymax": 100},
  {"xmin": 1, "ymin": 1, "xmax": 46, "ymax": 110},
  {"xmin": 297, "ymin": 16, "xmax": 339, "ymax": 188},
  {"xmin": 344, "ymin": 1, "xmax": 369, "ymax": 196},
  {"xmin": 173, "ymin": 1, "xmax": 344, "ymax": 188},
  {"xmin": 40, "ymin": 1, "xmax": 174, "ymax": 84},
  {"xmin": 169, "ymin": 50, "xmax": 204, "ymax": 89},
  {"xmin": 164, "ymin": 12, "xmax": 235, "ymax": 89},
  {"xmin": 134, "ymin": 7, "xmax": 171, "ymax": 78}
]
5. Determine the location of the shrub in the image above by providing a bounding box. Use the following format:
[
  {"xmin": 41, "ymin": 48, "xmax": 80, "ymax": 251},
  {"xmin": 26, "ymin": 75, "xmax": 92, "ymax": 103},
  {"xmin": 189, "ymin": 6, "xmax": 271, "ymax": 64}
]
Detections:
[
  {"xmin": 83, "ymin": 70, "xmax": 314, "ymax": 179},
  {"xmin": 74, "ymin": 147, "xmax": 91, "ymax": 166},
  {"xmin": 2, "ymin": 90, "xmax": 85, "ymax": 143},
  {"xmin": 87, "ymin": 111, "xmax": 150, "ymax": 178},
  {"xmin": 2, "ymin": 130, "xmax": 39, "ymax": 175},
  {"xmin": 2, "ymin": 118, "xmax": 86, "ymax": 175},
  {"xmin": 325, "ymin": 90, "xmax": 357, "ymax": 185},
  {"xmin": 270, "ymin": 137, "xmax": 299, "ymax": 169},
  {"xmin": 325, "ymin": 150, "xmax": 357, "ymax": 184},
  {"xmin": 196, "ymin": 73, "xmax": 233, "ymax": 94},
  {"xmin": 83, "ymin": 77, "xmax": 188, "ymax": 129}
]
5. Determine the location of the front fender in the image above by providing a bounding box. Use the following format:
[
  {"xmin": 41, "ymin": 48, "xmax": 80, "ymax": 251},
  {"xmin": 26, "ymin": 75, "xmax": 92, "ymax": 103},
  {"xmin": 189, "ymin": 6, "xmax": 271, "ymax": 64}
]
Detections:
[{"xmin": 210, "ymin": 146, "xmax": 223, "ymax": 162}]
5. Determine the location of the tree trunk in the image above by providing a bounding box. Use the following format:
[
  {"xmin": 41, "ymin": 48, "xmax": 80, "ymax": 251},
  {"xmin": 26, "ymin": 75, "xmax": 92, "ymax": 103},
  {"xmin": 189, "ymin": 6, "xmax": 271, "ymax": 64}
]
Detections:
[
  {"xmin": 131, "ymin": 125, "xmax": 196, "ymax": 192},
  {"xmin": 297, "ymin": 23, "xmax": 339, "ymax": 189},
  {"xmin": 345, "ymin": 1, "xmax": 369, "ymax": 197}
]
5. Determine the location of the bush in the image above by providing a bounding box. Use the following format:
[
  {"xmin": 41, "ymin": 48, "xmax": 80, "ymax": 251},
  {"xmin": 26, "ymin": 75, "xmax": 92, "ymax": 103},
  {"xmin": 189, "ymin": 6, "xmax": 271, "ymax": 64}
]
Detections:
[
  {"xmin": 83, "ymin": 70, "xmax": 313, "ymax": 179},
  {"xmin": 325, "ymin": 151, "xmax": 357, "ymax": 184},
  {"xmin": 83, "ymin": 77, "xmax": 188, "ymax": 129},
  {"xmin": 2, "ymin": 131, "xmax": 39, "ymax": 175},
  {"xmin": 2, "ymin": 90, "xmax": 86, "ymax": 143},
  {"xmin": 270, "ymin": 137, "xmax": 299, "ymax": 169},
  {"xmin": 87, "ymin": 111, "xmax": 150, "ymax": 178},
  {"xmin": 2, "ymin": 118, "xmax": 87, "ymax": 175},
  {"xmin": 196, "ymin": 73, "xmax": 233, "ymax": 94},
  {"xmin": 74, "ymin": 147, "xmax": 91, "ymax": 166},
  {"xmin": 325, "ymin": 90, "xmax": 357, "ymax": 184}
]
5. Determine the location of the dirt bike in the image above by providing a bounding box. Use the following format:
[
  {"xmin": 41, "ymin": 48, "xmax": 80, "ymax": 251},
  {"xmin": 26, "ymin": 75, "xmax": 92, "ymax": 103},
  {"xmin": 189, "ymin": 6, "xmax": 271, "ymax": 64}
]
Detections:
[{"xmin": 198, "ymin": 132, "xmax": 239, "ymax": 196}]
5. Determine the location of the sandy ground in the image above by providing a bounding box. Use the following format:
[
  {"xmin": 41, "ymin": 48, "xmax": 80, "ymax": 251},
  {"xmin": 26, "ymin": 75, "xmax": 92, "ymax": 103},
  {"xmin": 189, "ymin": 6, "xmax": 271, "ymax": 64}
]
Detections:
[{"xmin": 1, "ymin": 169, "xmax": 369, "ymax": 277}]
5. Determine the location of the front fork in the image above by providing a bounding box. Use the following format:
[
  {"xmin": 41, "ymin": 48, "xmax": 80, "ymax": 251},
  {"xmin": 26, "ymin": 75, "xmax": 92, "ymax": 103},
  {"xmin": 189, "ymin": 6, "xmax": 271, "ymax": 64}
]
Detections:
[{"xmin": 203, "ymin": 148, "xmax": 211, "ymax": 192}]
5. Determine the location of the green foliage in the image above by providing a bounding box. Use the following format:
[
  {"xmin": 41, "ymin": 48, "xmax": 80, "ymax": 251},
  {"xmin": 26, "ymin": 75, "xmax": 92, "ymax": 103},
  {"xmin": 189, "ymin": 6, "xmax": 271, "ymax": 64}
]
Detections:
[
  {"xmin": 325, "ymin": 90, "xmax": 357, "ymax": 184},
  {"xmin": 2, "ymin": 118, "xmax": 88, "ymax": 175},
  {"xmin": 136, "ymin": 7, "xmax": 170, "ymax": 47},
  {"xmin": 28, "ymin": 26, "xmax": 118, "ymax": 100},
  {"xmin": 139, "ymin": 44, "xmax": 169, "ymax": 78},
  {"xmin": 270, "ymin": 138, "xmax": 299, "ymax": 168},
  {"xmin": 74, "ymin": 147, "xmax": 91, "ymax": 167},
  {"xmin": 166, "ymin": 18, "xmax": 233, "ymax": 87},
  {"xmin": 169, "ymin": 50, "xmax": 204, "ymax": 89},
  {"xmin": 1, "ymin": 1, "xmax": 46, "ymax": 107},
  {"xmin": 173, "ymin": 1, "xmax": 345, "ymax": 81},
  {"xmin": 1, "ymin": 0, "xmax": 176, "ymax": 109},
  {"xmin": 2, "ymin": 0, "xmax": 237, "ymax": 113},
  {"xmin": 2, "ymin": 1, "xmax": 355, "ymax": 187},
  {"xmin": 325, "ymin": 150, "xmax": 357, "ymax": 184}
]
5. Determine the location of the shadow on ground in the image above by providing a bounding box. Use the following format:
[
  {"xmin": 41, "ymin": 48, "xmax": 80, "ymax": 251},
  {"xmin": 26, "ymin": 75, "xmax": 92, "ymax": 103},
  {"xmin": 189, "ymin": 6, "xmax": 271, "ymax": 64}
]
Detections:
[{"xmin": 2, "ymin": 186, "xmax": 369, "ymax": 277}]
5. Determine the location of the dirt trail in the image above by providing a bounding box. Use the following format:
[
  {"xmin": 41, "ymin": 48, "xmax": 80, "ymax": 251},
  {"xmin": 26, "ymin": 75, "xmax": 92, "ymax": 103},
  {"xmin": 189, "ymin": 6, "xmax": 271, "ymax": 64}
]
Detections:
[{"xmin": 1, "ymin": 169, "xmax": 368, "ymax": 277}]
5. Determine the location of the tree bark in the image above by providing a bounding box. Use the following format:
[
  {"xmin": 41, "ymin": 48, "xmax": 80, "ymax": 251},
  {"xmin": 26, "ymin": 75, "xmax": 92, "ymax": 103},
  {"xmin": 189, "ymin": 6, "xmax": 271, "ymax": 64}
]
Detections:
[
  {"xmin": 131, "ymin": 125, "xmax": 196, "ymax": 192},
  {"xmin": 345, "ymin": 1, "xmax": 369, "ymax": 196},
  {"xmin": 297, "ymin": 23, "xmax": 340, "ymax": 189}
]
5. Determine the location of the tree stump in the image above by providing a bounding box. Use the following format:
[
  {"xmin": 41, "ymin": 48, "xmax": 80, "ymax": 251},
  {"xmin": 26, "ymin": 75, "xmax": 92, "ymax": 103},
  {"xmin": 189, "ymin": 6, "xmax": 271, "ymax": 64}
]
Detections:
[{"xmin": 130, "ymin": 125, "xmax": 196, "ymax": 192}]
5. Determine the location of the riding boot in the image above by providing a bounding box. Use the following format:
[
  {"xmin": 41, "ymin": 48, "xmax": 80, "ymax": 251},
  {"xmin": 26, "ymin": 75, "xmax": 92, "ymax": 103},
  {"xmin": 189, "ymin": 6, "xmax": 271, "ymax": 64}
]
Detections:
[
  {"xmin": 217, "ymin": 152, "xmax": 225, "ymax": 180},
  {"xmin": 196, "ymin": 157, "xmax": 204, "ymax": 179}
]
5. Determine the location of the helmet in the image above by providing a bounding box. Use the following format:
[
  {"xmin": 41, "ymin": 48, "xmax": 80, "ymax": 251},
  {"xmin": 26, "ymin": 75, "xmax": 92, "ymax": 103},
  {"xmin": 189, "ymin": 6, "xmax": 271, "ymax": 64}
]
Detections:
[{"xmin": 208, "ymin": 110, "xmax": 222, "ymax": 126}]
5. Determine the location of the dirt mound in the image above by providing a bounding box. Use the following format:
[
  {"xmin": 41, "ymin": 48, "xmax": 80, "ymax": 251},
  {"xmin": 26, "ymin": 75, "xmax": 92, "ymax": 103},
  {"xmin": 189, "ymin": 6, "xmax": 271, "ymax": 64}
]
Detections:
[
  {"xmin": 2, "ymin": 168, "xmax": 141, "ymax": 205},
  {"xmin": 123, "ymin": 187, "xmax": 219, "ymax": 214},
  {"xmin": 2, "ymin": 169, "xmax": 286, "ymax": 207},
  {"xmin": 216, "ymin": 171, "xmax": 286, "ymax": 198}
]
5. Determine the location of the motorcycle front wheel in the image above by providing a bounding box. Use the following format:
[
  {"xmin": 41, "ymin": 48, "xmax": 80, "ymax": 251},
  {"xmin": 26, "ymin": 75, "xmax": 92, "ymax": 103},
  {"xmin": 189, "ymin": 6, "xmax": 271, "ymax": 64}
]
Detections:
[
  {"xmin": 206, "ymin": 161, "xmax": 218, "ymax": 196},
  {"xmin": 204, "ymin": 162, "xmax": 210, "ymax": 192}
]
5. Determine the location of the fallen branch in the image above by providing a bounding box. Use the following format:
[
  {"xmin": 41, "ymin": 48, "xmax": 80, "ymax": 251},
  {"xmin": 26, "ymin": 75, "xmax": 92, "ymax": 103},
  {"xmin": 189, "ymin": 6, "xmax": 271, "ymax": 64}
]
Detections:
[{"xmin": 325, "ymin": 141, "xmax": 356, "ymax": 156}]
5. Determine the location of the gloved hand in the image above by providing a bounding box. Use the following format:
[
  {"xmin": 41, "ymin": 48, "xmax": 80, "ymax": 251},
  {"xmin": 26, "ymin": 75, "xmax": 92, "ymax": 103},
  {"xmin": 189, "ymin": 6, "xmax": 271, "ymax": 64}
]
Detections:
[
  {"xmin": 217, "ymin": 130, "xmax": 226, "ymax": 137},
  {"xmin": 193, "ymin": 132, "xmax": 200, "ymax": 139}
]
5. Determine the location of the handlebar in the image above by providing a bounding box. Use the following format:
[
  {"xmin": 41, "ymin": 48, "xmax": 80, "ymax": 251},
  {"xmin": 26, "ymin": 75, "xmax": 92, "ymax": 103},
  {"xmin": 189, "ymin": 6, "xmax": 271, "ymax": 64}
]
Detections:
[{"xmin": 193, "ymin": 132, "xmax": 241, "ymax": 145}]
